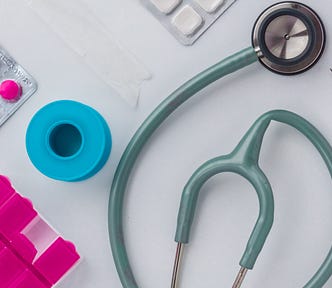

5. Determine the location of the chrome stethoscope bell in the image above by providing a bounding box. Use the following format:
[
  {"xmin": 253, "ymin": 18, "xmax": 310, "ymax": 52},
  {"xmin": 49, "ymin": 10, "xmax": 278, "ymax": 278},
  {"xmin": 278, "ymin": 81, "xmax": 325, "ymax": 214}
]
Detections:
[{"xmin": 252, "ymin": 1, "xmax": 325, "ymax": 75}]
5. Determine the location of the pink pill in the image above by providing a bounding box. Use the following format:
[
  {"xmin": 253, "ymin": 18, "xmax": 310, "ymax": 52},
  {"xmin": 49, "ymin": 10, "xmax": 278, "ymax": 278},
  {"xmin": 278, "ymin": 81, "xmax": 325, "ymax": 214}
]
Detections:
[{"xmin": 0, "ymin": 80, "xmax": 22, "ymax": 101}]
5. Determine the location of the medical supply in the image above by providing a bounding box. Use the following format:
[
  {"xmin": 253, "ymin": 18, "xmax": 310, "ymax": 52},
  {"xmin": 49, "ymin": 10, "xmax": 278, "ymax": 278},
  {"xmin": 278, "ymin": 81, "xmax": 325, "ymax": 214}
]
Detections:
[
  {"xmin": 26, "ymin": 0, "xmax": 151, "ymax": 107},
  {"xmin": 26, "ymin": 100, "xmax": 112, "ymax": 182},
  {"xmin": 0, "ymin": 46, "xmax": 37, "ymax": 126},
  {"xmin": 252, "ymin": 2, "xmax": 325, "ymax": 74},
  {"xmin": 171, "ymin": 110, "xmax": 332, "ymax": 288},
  {"xmin": 0, "ymin": 80, "xmax": 22, "ymax": 102},
  {"xmin": 0, "ymin": 175, "xmax": 80, "ymax": 287},
  {"xmin": 108, "ymin": 2, "xmax": 328, "ymax": 288},
  {"xmin": 141, "ymin": 0, "xmax": 238, "ymax": 45}
]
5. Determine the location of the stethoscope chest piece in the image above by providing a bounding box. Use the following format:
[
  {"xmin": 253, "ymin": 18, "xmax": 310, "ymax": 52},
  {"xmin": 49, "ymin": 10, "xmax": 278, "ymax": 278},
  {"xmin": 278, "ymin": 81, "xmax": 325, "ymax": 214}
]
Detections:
[{"xmin": 252, "ymin": 1, "xmax": 325, "ymax": 75}]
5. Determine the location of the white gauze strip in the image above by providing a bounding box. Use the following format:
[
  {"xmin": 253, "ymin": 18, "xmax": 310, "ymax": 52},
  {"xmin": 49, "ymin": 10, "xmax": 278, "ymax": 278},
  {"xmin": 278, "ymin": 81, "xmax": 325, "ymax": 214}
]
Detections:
[{"xmin": 26, "ymin": 0, "xmax": 151, "ymax": 106}]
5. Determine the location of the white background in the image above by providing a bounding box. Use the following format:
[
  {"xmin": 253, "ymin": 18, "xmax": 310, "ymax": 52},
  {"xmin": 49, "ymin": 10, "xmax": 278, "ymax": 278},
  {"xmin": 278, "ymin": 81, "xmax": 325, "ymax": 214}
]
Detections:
[{"xmin": 1, "ymin": 0, "xmax": 332, "ymax": 287}]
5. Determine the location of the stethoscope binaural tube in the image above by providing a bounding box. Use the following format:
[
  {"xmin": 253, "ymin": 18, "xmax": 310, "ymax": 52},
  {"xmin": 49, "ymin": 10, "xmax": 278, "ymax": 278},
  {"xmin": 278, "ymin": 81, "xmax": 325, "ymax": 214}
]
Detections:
[
  {"xmin": 173, "ymin": 110, "xmax": 332, "ymax": 288},
  {"xmin": 108, "ymin": 2, "xmax": 326, "ymax": 288}
]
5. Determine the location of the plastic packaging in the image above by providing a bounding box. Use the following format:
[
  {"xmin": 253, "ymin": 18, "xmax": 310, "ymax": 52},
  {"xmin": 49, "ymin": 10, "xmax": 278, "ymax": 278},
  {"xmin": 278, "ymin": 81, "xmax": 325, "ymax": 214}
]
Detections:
[
  {"xmin": 26, "ymin": 0, "xmax": 151, "ymax": 106},
  {"xmin": 0, "ymin": 175, "xmax": 80, "ymax": 288},
  {"xmin": 141, "ymin": 0, "xmax": 238, "ymax": 45},
  {"xmin": 0, "ymin": 46, "xmax": 37, "ymax": 126}
]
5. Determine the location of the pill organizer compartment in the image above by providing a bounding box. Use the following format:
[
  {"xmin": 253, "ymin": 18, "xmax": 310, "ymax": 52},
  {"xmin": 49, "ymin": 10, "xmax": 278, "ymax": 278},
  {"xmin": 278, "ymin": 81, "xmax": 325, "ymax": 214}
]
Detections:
[{"xmin": 0, "ymin": 176, "xmax": 80, "ymax": 288}]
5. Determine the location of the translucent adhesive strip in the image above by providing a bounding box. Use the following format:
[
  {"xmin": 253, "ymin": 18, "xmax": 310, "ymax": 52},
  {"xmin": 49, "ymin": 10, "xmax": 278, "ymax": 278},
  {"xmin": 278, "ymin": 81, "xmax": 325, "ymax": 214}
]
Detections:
[{"xmin": 26, "ymin": 0, "xmax": 151, "ymax": 106}]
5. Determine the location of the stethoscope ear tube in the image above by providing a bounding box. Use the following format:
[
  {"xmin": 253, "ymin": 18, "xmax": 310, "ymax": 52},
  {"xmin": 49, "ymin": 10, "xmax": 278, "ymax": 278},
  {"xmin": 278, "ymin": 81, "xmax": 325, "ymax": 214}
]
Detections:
[
  {"xmin": 175, "ymin": 156, "xmax": 274, "ymax": 270},
  {"xmin": 173, "ymin": 110, "xmax": 332, "ymax": 288}
]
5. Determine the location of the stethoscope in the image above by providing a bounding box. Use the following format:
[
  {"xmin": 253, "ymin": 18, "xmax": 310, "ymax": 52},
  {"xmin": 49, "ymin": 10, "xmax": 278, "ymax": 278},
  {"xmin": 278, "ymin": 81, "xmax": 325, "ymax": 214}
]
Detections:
[{"xmin": 108, "ymin": 2, "xmax": 329, "ymax": 288}]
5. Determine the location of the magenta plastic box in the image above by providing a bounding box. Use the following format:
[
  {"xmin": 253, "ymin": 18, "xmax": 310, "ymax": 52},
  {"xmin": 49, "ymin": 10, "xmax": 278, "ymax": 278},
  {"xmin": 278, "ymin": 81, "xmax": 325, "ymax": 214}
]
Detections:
[{"xmin": 0, "ymin": 175, "xmax": 80, "ymax": 288}]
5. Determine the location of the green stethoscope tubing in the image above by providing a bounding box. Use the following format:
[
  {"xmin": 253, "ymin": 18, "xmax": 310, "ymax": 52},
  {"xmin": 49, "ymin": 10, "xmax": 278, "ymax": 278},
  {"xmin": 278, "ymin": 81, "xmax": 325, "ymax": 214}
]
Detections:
[
  {"xmin": 108, "ymin": 47, "xmax": 332, "ymax": 287},
  {"xmin": 109, "ymin": 47, "xmax": 258, "ymax": 288},
  {"xmin": 176, "ymin": 109, "xmax": 332, "ymax": 288}
]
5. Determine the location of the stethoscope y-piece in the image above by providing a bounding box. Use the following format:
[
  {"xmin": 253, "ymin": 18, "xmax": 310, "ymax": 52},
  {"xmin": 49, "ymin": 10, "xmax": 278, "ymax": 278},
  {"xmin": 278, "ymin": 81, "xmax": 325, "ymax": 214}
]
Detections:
[
  {"xmin": 108, "ymin": 2, "xmax": 328, "ymax": 288},
  {"xmin": 171, "ymin": 110, "xmax": 332, "ymax": 288}
]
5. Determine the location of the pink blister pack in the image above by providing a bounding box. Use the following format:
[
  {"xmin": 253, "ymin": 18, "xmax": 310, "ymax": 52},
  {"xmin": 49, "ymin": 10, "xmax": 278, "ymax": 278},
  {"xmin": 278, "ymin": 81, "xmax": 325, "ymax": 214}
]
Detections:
[{"xmin": 0, "ymin": 175, "xmax": 80, "ymax": 288}]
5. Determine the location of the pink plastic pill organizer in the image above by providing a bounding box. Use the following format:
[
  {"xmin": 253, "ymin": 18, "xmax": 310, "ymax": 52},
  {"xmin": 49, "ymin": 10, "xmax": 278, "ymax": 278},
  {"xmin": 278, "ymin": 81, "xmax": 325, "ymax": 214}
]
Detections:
[{"xmin": 0, "ymin": 175, "xmax": 80, "ymax": 288}]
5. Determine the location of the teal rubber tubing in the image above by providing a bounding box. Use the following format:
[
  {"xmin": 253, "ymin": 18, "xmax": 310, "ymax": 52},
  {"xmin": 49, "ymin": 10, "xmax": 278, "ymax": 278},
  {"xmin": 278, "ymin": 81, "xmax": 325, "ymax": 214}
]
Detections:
[
  {"xmin": 175, "ymin": 146, "xmax": 274, "ymax": 269},
  {"xmin": 176, "ymin": 110, "xmax": 332, "ymax": 287},
  {"xmin": 175, "ymin": 110, "xmax": 273, "ymax": 270},
  {"xmin": 259, "ymin": 110, "xmax": 332, "ymax": 288},
  {"xmin": 175, "ymin": 158, "xmax": 274, "ymax": 270},
  {"xmin": 108, "ymin": 47, "xmax": 258, "ymax": 288}
]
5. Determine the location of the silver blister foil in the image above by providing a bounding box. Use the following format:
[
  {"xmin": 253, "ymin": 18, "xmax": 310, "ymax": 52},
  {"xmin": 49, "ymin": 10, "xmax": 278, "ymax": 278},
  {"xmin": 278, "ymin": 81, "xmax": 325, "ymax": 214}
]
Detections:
[{"xmin": 0, "ymin": 46, "xmax": 37, "ymax": 126}]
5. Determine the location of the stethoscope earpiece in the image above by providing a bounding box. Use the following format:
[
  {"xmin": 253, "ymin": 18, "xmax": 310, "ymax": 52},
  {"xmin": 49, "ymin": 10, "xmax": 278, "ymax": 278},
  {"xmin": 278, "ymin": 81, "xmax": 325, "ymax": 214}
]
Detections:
[{"xmin": 252, "ymin": 1, "xmax": 325, "ymax": 75}]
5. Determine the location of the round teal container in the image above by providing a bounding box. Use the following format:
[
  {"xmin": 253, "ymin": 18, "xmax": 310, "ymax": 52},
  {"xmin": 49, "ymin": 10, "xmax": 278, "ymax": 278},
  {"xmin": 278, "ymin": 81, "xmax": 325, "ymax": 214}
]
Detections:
[{"xmin": 26, "ymin": 100, "xmax": 112, "ymax": 181}]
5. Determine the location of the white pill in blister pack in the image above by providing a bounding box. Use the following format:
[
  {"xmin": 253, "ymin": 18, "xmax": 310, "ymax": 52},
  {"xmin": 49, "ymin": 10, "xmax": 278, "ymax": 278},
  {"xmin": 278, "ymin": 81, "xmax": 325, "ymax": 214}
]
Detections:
[
  {"xmin": 172, "ymin": 6, "xmax": 203, "ymax": 36},
  {"xmin": 141, "ymin": 0, "xmax": 237, "ymax": 45},
  {"xmin": 195, "ymin": 0, "xmax": 226, "ymax": 13},
  {"xmin": 150, "ymin": 0, "xmax": 182, "ymax": 14},
  {"xmin": 0, "ymin": 46, "xmax": 37, "ymax": 126}
]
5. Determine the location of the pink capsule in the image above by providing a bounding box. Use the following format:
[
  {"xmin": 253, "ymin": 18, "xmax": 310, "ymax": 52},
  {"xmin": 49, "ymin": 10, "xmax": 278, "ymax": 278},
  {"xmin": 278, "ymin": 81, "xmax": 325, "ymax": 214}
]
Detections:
[{"xmin": 0, "ymin": 80, "xmax": 22, "ymax": 102}]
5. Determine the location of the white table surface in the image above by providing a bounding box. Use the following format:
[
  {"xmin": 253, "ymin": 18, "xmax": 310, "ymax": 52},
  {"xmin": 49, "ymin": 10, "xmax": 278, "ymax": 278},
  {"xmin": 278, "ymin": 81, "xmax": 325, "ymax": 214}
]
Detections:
[{"xmin": 1, "ymin": 0, "xmax": 332, "ymax": 287}]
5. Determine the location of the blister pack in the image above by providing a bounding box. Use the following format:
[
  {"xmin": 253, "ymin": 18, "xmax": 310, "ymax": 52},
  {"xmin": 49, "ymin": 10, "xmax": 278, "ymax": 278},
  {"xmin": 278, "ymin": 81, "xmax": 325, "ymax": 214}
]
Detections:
[
  {"xmin": 0, "ymin": 46, "xmax": 37, "ymax": 126},
  {"xmin": 141, "ymin": 0, "xmax": 238, "ymax": 45}
]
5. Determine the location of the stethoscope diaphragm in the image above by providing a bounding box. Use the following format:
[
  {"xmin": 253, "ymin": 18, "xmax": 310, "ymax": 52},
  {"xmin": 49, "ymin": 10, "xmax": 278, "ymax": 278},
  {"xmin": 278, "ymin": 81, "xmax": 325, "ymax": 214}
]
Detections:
[{"xmin": 252, "ymin": 1, "xmax": 325, "ymax": 75}]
